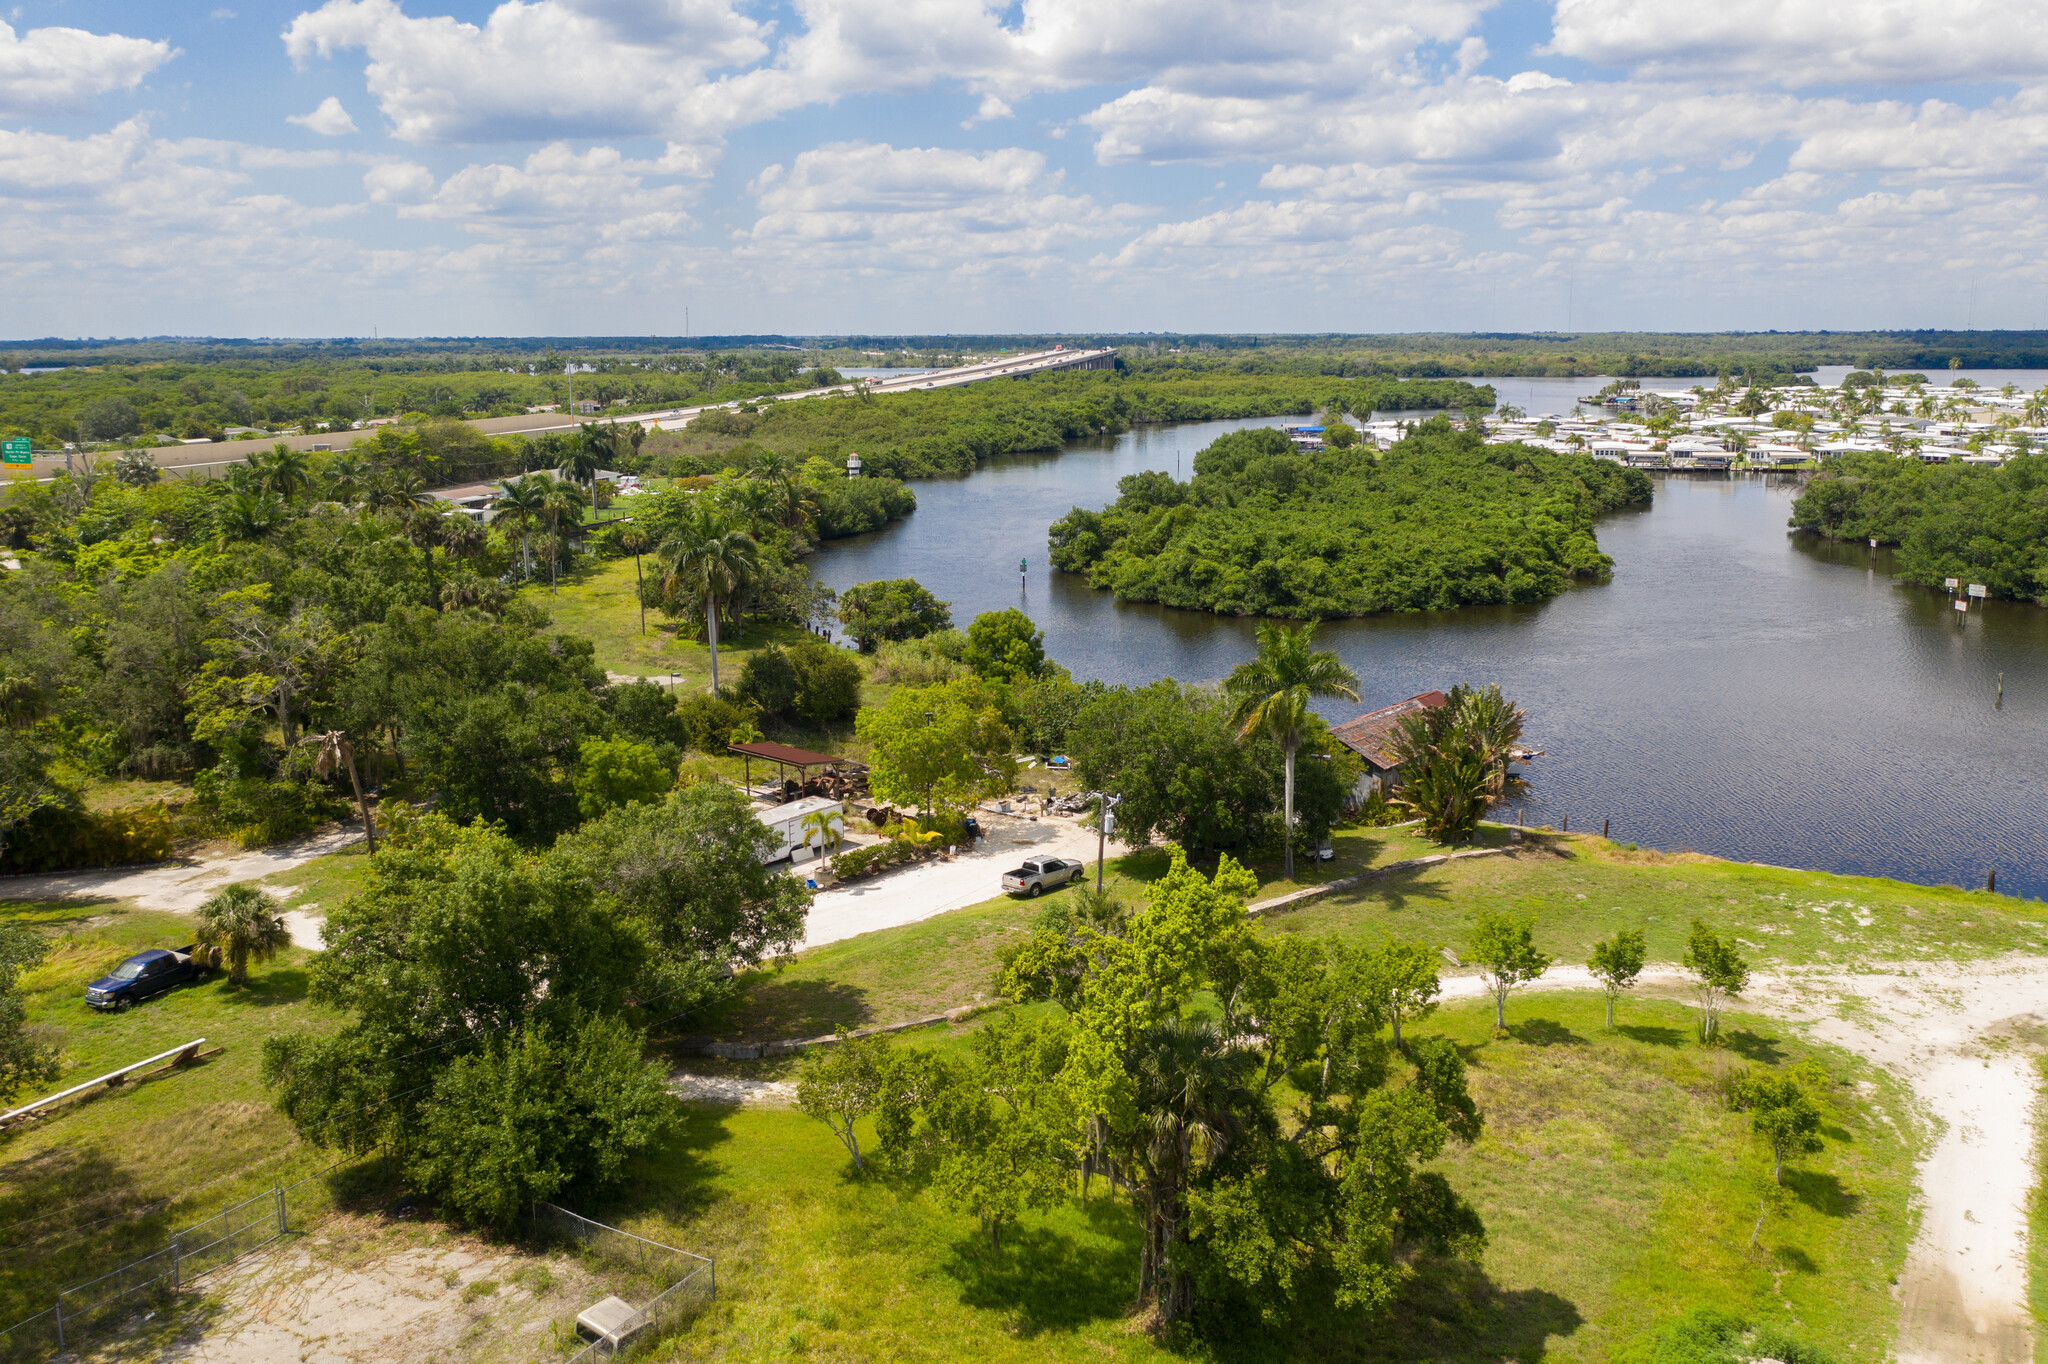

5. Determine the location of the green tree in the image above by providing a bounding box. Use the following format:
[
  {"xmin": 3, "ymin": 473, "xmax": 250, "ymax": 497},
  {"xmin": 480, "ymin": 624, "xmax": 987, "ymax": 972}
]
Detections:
[
  {"xmin": 1468, "ymin": 910, "xmax": 1551, "ymax": 1031},
  {"xmin": 837, "ymin": 578, "xmax": 953, "ymax": 651},
  {"xmin": 1225, "ymin": 620, "xmax": 1359, "ymax": 878},
  {"xmin": 619, "ymin": 523, "xmax": 651, "ymax": 635},
  {"xmin": 854, "ymin": 677, "xmax": 1018, "ymax": 817},
  {"xmin": 1683, "ymin": 919, "xmax": 1749, "ymax": 1043},
  {"xmin": 539, "ymin": 479, "xmax": 586, "ymax": 594},
  {"xmin": 657, "ymin": 500, "xmax": 759, "ymax": 693},
  {"xmin": 735, "ymin": 638, "xmax": 863, "ymax": 727},
  {"xmin": 1587, "ymin": 928, "xmax": 1647, "ymax": 1029},
  {"xmin": 195, "ymin": 882, "xmax": 290, "ymax": 987},
  {"xmin": 962, "ymin": 608, "xmax": 1049, "ymax": 683},
  {"xmin": 1387, "ymin": 683, "xmax": 1526, "ymax": 843},
  {"xmin": 553, "ymin": 780, "xmax": 812, "ymax": 972},
  {"xmin": 998, "ymin": 848, "xmax": 1485, "ymax": 1327},
  {"xmin": 1733, "ymin": 1070, "xmax": 1825, "ymax": 1184},
  {"xmin": 572, "ymin": 736, "xmax": 674, "ymax": 819},
  {"xmin": 493, "ymin": 474, "xmax": 549, "ymax": 579},
  {"xmin": 1365, "ymin": 939, "xmax": 1442, "ymax": 1049},
  {"xmin": 0, "ymin": 922, "xmax": 60, "ymax": 1102},
  {"xmin": 796, "ymin": 1030, "xmax": 890, "ymax": 1171},
  {"xmin": 407, "ymin": 1010, "xmax": 675, "ymax": 1228}
]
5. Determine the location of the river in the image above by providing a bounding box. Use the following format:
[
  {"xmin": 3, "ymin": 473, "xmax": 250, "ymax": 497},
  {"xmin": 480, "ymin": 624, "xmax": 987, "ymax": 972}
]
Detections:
[{"xmin": 812, "ymin": 412, "xmax": 2048, "ymax": 900}]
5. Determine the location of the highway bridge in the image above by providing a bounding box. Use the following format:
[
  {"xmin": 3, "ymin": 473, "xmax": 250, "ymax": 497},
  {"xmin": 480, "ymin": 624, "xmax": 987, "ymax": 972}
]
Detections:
[{"xmin": 10, "ymin": 346, "xmax": 1118, "ymax": 482}]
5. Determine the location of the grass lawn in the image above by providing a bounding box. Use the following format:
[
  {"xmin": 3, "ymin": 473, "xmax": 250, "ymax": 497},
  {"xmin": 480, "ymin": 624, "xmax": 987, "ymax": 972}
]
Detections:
[
  {"xmin": 0, "ymin": 897, "xmax": 344, "ymax": 1325},
  {"xmin": 614, "ymin": 993, "xmax": 1916, "ymax": 1364},
  {"xmin": 1272, "ymin": 829, "xmax": 2042, "ymax": 970},
  {"xmin": 521, "ymin": 555, "xmax": 823, "ymax": 683}
]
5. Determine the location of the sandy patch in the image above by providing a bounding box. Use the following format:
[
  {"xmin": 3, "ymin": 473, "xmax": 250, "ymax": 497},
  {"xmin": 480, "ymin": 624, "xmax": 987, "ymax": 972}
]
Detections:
[
  {"xmin": 668, "ymin": 1072, "xmax": 797, "ymax": 1107},
  {"xmin": 144, "ymin": 1220, "xmax": 598, "ymax": 1364},
  {"xmin": 1442, "ymin": 956, "xmax": 2048, "ymax": 1364}
]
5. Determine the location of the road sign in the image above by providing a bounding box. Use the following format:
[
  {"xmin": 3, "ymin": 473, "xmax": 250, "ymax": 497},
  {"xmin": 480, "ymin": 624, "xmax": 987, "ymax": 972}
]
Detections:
[
  {"xmin": 0, "ymin": 438, "xmax": 29, "ymax": 465},
  {"xmin": 1969, "ymin": 584, "xmax": 1988, "ymax": 598}
]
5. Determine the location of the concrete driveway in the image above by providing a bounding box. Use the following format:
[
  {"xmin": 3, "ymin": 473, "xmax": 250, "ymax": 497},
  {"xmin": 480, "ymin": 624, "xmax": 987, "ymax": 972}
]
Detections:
[
  {"xmin": 0, "ymin": 826, "xmax": 364, "ymax": 917},
  {"xmin": 798, "ymin": 812, "xmax": 1123, "ymax": 951}
]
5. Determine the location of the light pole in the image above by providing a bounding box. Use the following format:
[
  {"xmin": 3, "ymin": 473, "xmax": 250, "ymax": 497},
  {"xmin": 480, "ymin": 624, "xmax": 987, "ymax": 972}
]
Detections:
[{"xmin": 1095, "ymin": 792, "xmax": 1119, "ymax": 893}]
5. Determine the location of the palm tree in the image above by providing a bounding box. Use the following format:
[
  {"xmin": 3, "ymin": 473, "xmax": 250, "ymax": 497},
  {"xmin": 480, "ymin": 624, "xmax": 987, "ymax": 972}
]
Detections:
[
  {"xmin": 306, "ymin": 729, "xmax": 375, "ymax": 852},
  {"xmin": 1223, "ymin": 620, "xmax": 1360, "ymax": 879},
  {"xmin": 324, "ymin": 453, "xmax": 369, "ymax": 507},
  {"xmin": 619, "ymin": 523, "xmax": 651, "ymax": 635},
  {"xmin": 404, "ymin": 505, "xmax": 447, "ymax": 608},
  {"xmin": 540, "ymin": 480, "xmax": 587, "ymax": 593},
  {"xmin": 657, "ymin": 501, "xmax": 759, "ymax": 693},
  {"xmin": 493, "ymin": 473, "xmax": 549, "ymax": 578},
  {"xmin": 1448, "ymin": 684, "xmax": 1526, "ymax": 802},
  {"xmin": 194, "ymin": 882, "xmax": 290, "ymax": 987},
  {"xmin": 251, "ymin": 443, "xmax": 313, "ymax": 501},
  {"xmin": 560, "ymin": 423, "xmax": 611, "ymax": 490},
  {"xmin": 112, "ymin": 449, "xmax": 160, "ymax": 486},
  {"xmin": 366, "ymin": 467, "xmax": 429, "ymax": 519},
  {"xmin": 800, "ymin": 807, "xmax": 843, "ymax": 862},
  {"xmin": 214, "ymin": 490, "xmax": 287, "ymax": 547}
]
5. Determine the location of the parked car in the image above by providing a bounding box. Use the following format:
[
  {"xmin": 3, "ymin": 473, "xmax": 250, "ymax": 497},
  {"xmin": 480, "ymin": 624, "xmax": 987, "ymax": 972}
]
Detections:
[
  {"xmin": 1002, "ymin": 856, "xmax": 1085, "ymax": 898},
  {"xmin": 84, "ymin": 946, "xmax": 212, "ymax": 1011}
]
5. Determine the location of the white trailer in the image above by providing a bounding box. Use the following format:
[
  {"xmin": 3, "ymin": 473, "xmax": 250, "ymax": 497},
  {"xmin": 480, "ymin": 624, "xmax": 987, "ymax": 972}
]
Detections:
[{"xmin": 756, "ymin": 796, "xmax": 845, "ymax": 864}]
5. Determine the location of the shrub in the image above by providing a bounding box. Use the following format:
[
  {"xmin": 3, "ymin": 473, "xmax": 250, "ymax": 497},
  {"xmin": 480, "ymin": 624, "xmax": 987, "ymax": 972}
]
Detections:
[
  {"xmin": 193, "ymin": 769, "xmax": 346, "ymax": 847},
  {"xmin": 829, "ymin": 839, "xmax": 929, "ymax": 881},
  {"xmin": 573, "ymin": 737, "xmax": 674, "ymax": 819},
  {"xmin": 0, "ymin": 803, "xmax": 175, "ymax": 873},
  {"xmin": 836, "ymin": 578, "xmax": 951, "ymax": 650},
  {"xmin": 870, "ymin": 631, "xmax": 968, "ymax": 686},
  {"xmin": 735, "ymin": 639, "xmax": 862, "ymax": 728},
  {"xmin": 675, "ymin": 692, "xmax": 748, "ymax": 753}
]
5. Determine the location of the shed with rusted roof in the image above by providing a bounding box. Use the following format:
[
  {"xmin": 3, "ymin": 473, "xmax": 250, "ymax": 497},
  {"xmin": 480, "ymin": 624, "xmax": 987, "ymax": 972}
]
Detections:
[{"xmin": 1329, "ymin": 690, "xmax": 1447, "ymax": 797}]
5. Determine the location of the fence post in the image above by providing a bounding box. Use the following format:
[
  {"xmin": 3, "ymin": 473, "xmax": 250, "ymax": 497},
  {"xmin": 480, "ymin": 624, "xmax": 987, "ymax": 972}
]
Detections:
[
  {"xmin": 53, "ymin": 1300, "xmax": 63, "ymax": 1353},
  {"xmin": 168, "ymin": 1236, "xmax": 181, "ymax": 1294},
  {"xmin": 276, "ymin": 1184, "xmax": 287, "ymax": 1236}
]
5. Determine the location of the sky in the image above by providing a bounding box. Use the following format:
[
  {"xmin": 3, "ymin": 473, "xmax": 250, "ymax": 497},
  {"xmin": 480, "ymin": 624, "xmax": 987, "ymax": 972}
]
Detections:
[{"xmin": 5, "ymin": 0, "xmax": 2048, "ymax": 337}]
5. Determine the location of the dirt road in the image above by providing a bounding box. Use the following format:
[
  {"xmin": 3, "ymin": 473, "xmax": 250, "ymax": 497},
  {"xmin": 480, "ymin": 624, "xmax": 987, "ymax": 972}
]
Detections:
[
  {"xmin": 1443, "ymin": 958, "xmax": 2046, "ymax": 1364},
  {"xmin": 0, "ymin": 827, "xmax": 362, "ymax": 915}
]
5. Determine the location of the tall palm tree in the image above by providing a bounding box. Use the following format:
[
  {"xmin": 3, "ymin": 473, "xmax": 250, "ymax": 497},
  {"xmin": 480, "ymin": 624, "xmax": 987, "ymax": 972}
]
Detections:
[
  {"xmin": 214, "ymin": 490, "xmax": 287, "ymax": 548},
  {"xmin": 404, "ymin": 505, "xmax": 447, "ymax": 608},
  {"xmin": 493, "ymin": 473, "xmax": 549, "ymax": 578},
  {"xmin": 366, "ymin": 467, "xmax": 429, "ymax": 519},
  {"xmin": 559, "ymin": 423, "xmax": 611, "ymax": 489},
  {"xmin": 657, "ymin": 501, "xmax": 759, "ymax": 693},
  {"xmin": 194, "ymin": 882, "xmax": 290, "ymax": 987},
  {"xmin": 324, "ymin": 453, "xmax": 369, "ymax": 507},
  {"xmin": 251, "ymin": 443, "xmax": 313, "ymax": 501},
  {"xmin": 619, "ymin": 522, "xmax": 651, "ymax": 635},
  {"xmin": 1224, "ymin": 620, "xmax": 1360, "ymax": 878},
  {"xmin": 111, "ymin": 449, "xmax": 161, "ymax": 486},
  {"xmin": 540, "ymin": 480, "xmax": 587, "ymax": 594},
  {"xmin": 307, "ymin": 729, "xmax": 375, "ymax": 852}
]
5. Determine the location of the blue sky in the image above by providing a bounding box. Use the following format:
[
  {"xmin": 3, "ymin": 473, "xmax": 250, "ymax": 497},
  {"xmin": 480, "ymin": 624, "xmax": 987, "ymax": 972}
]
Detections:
[{"xmin": 4, "ymin": 0, "xmax": 2047, "ymax": 336}]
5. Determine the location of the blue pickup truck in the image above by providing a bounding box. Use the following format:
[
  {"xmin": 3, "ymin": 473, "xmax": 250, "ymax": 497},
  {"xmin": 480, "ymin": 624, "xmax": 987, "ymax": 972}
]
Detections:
[{"xmin": 84, "ymin": 946, "xmax": 215, "ymax": 1011}]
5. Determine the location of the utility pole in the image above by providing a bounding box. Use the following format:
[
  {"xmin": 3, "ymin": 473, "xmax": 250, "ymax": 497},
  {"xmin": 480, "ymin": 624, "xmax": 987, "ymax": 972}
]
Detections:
[{"xmin": 1095, "ymin": 793, "xmax": 1118, "ymax": 893}]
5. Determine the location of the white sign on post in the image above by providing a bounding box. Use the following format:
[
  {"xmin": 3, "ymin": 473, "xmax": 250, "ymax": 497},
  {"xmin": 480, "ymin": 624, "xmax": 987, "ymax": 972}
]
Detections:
[
  {"xmin": 1969, "ymin": 584, "xmax": 1988, "ymax": 599},
  {"xmin": 1944, "ymin": 577, "xmax": 1960, "ymax": 591},
  {"xmin": 1955, "ymin": 599, "xmax": 1970, "ymax": 613}
]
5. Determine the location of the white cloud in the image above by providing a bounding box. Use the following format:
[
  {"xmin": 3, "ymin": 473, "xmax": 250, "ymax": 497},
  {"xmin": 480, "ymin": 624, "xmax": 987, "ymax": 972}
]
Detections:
[
  {"xmin": 289, "ymin": 95, "xmax": 358, "ymax": 136},
  {"xmin": 741, "ymin": 141, "xmax": 1117, "ymax": 276},
  {"xmin": 0, "ymin": 21, "xmax": 177, "ymax": 116},
  {"xmin": 282, "ymin": 0, "xmax": 768, "ymax": 147},
  {"xmin": 1548, "ymin": 0, "xmax": 2048, "ymax": 87},
  {"xmin": 363, "ymin": 160, "xmax": 434, "ymax": 203}
]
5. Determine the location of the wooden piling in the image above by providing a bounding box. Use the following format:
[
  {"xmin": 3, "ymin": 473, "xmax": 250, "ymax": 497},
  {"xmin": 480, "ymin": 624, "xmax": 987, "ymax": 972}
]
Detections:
[{"xmin": 1602, "ymin": 818, "xmax": 1610, "ymax": 838}]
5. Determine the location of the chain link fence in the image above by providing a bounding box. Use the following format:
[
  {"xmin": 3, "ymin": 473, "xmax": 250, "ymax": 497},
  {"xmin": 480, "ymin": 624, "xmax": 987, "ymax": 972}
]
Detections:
[
  {"xmin": 531, "ymin": 1203, "xmax": 714, "ymax": 1361},
  {"xmin": 0, "ymin": 1149, "xmax": 394, "ymax": 1364}
]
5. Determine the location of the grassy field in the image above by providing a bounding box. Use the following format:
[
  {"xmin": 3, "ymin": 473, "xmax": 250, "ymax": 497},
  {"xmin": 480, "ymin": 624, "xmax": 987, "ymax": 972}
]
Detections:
[
  {"xmin": 0, "ymin": 897, "xmax": 346, "ymax": 1328},
  {"xmin": 521, "ymin": 555, "xmax": 823, "ymax": 683},
  {"xmin": 610, "ymin": 992, "xmax": 1917, "ymax": 1364},
  {"xmin": 3, "ymin": 821, "xmax": 2025, "ymax": 1360}
]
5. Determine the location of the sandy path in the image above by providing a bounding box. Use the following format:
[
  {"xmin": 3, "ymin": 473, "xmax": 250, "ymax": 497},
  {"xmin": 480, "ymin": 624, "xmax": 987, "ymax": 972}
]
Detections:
[
  {"xmin": 0, "ymin": 826, "xmax": 363, "ymax": 915},
  {"xmin": 1443, "ymin": 957, "xmax": 2048, "ymax": 1363},
  {"xmin": 798, "ymin": 812, "xmax": 1122, "ymax": 951}
]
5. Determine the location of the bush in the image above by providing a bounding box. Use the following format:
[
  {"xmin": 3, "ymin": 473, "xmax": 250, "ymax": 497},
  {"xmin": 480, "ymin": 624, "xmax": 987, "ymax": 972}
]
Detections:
[
  {"xmin": 870, "ymin": 631, "xmax": 968, "ymax": 686},
  {"xmin": 811, "ymin": 477, "xmax": 916, "ymax": 539},
  {"xmin": 573, "ymin": 737, "xmax": 674, "ymax": 819},
  {"xmin": 603, "ymin": 678, "xmax": 689, "ymax": 750},
  {"xmin": 1645, "ymin": 1306, "xmax": 1836, "ymax": 1364},
  {"xmin": 193, "ymin": 769, "xmax": 346, "ymax": 847},
  {"xmin": 675, "ymin": 692, "xmax": 748, "ymax": 753},
  {"xmin": 735, "ymin": 639, "xmax": 862, "ymax": 728},
  {"xmin": 0, "ymin": 803, "xmax": 174, "ymax": 873},
  {"xmin": 829, "ymin": 839, "xmax": 929, "ymax": 881},
  {"xmin": 837, "ymin": 578, "xmax": 951, "ymax": 651}
]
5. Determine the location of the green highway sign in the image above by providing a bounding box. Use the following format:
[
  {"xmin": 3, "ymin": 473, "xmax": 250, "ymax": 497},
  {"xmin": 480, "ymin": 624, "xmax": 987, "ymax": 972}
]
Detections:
[{"xmin": 0, "ymin": 438, "xmax": 30, "ymax": 466}]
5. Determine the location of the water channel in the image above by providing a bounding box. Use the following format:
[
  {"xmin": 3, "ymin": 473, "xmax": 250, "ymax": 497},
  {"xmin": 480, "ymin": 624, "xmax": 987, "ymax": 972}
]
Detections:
[{"xmin": 811, "ymin": 397, "xmax": 2048, "ymax": 900}]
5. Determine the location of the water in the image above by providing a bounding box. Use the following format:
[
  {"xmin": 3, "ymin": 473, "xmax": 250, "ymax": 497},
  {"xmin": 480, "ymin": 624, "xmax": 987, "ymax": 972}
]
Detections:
[{"xmin": 814, "ymin": 414, "xmax": 2048, "ymax": 898}]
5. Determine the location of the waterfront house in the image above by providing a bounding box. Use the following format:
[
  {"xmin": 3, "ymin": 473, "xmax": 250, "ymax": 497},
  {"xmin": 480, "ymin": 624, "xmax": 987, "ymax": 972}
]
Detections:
[{"xmin": 1330, "ymin": 691, "xmax": 1447, "ymax": 801}]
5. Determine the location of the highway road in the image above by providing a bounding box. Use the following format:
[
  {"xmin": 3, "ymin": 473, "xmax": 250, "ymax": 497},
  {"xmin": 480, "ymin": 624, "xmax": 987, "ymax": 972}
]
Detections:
[{"xmin": 11, "ymin": 346, "xmax": 1117, "ymax": 483}]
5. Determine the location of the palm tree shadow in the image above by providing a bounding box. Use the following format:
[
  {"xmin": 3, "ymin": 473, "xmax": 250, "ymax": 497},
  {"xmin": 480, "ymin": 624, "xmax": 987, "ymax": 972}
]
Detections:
[
  {"xmin": 1307, "ymin": 1255, "xmax": 1584, "ymax": 1363},
  {"xmin": 944, "ymin": 1217, "xmax": 1142, "ymax": 1338}
]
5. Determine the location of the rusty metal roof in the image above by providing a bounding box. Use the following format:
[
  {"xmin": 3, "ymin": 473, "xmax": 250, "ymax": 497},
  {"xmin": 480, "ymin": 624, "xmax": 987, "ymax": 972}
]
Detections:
[
  {"xmin": 728, "ymin": 741, "xmax": 847, "ymax": 767},
  {"xmin": 1328, "ymin": 691, "xmax": 1447, "ymax": 769}
]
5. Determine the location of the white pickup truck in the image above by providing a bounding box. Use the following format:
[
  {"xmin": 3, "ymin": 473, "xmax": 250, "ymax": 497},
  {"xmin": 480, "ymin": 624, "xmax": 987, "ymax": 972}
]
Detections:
[{"xmin": 1002, "ymin": 856, "xmax": 1085, "ymax": 897}]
